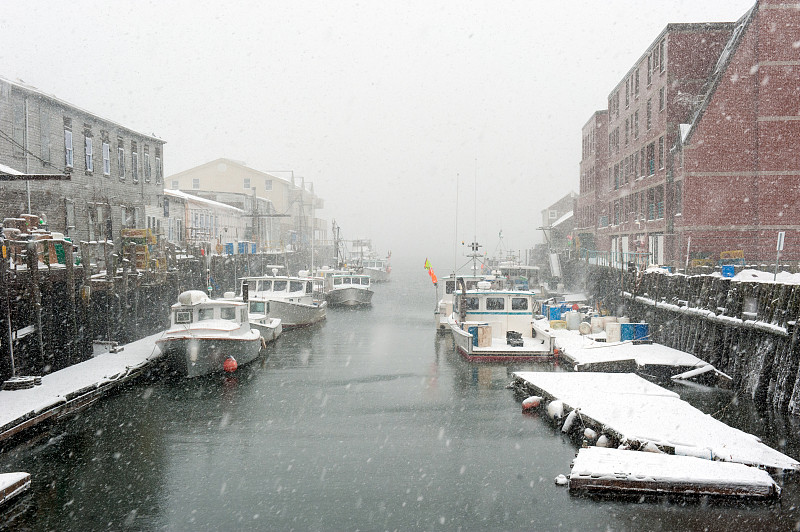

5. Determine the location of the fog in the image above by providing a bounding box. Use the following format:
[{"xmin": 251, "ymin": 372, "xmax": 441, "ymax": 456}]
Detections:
[{"xmin": 0, "ymin": 0, "xmax": 753, "ymax": 270}]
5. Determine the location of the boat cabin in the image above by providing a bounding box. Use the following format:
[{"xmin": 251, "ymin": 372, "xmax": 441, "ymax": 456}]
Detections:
[
  {"xmin": 330, "ymin": 274, "xmax": 371, "ymax": 288},
  {"xmin": 170, "ymin": 291, "xmax": 249, "ymax": 330},
  {"xmin": 453, "ymin": 289, "xmax": 535, "ymax": 337},
  {"xmin": 240, "ymin": 276, "xmax": 315, "ymax": 298}
]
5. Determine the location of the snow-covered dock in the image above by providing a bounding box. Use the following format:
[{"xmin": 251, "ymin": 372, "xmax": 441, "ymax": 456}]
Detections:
[
  {"xmin": 512, "ymin": 371, "xmax": 799, "ymax": 472},
  {"xmin": 569, "ymin": 447, "xmax": 781, "ymax": 499},
  {"xmin": 0, "ymin": 331, "xmax": 165, "ymax": 444},
  {"xmin": 0, "ymin": 472, "xmax": 30, "ymax": 506},
  {"xmin": 535, "ymin": 318, "xmax": 725, "ymax": 378}
]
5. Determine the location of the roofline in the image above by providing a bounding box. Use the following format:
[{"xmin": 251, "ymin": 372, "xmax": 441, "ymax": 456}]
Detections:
[
  {"xmin": 0, "ymin": 76, "xmax": 165, "ymax": 144},
  {"xmin": 682, "ymin": 4, "xmax": 757, "ymax": 146},
  {"xmin": 167, "ymin": 158, "xmax": 294, "ymax": 186},
  {"xmin": 163, "ymin": 188, "xmax": 245, "ymax": 213}
]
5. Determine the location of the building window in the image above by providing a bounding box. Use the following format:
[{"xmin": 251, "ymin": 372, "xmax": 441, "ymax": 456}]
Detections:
[
  {"xmin": 102, "ymin": 142, "xmax": 110, "ymax": 176},
  {"xmin": 674, "ymin": 181, "xmax": 683, "ymax": 215},
  {"xmin": 625, "ymin": 79, "xmax": 630, "ymax": 108},
  {"xmin": 155, "ymin": 156, "xmax": 162, "ymax": 184},
  {"xmin": 647, "ymin": 143, "xmax": 656, "ymax": 175},
  {"xmin": 646, "ymin": 99, "xmax": 652, "ymax": 130},
  {"xmin": 549, "ymin": 210, "xmax": 558, "ymax": 220},
  {"xmin": 39, "ymin": 109, "xmax": 50, "ymax": 163},
  {"xmin": 117, "ymin": 138, "xmax": 125, "ymax": 179},
  {"xmin": 656, "ymin": 185, "xmax": 664, "ymax": 219},
  {"xmin": 640, "ymin": 147, "xmax": 646, "ymax": 176},
  {"xmin": 12, "ymin": 100, "xmax": 25, "ymax": 157},
  {"xmin": 647, "ymin": 188, "xmax": 655, "ymax": 220},
  {"xmin": 84, "ymin": 133, "xmax": 93, "ymax": 172},
  {"xmin": 647, "ymin": 54, "xmax": 652, "ymax": 86},
  {"xmin": 132, "ymin": 142, "xmax": 139, "ymax": 183},
  {"xmin": 635, "ymin": 69, "xmax": 640, "ymax": 97},
  {"xmin": 65, "ymin": 199, "xmax": 76, "ymax": 233},
  {"xmin": 144, "ymin": 146, "xmax": 151, "ymax": 182},
  {"xmin": 658, "ymin": 136, "xmax": 665, "ymax": 169},
  {"xmin": 192, "ymin": 178, "xmax": 199, "ymax": 189},
  {"xmin": 171, "ymin": 180, "xmax": 179, "ymax": 189},
  {"xmin": 244, "ymin": 178, "xmax": 251, "ymax": 190},
  {"xmin": 625, "ymin": 118, "xmax": 629, "ymax": 145},
  {"xmin": 265, "ymin": 179, "xmax": 272, "ymax": 191},
  {"xmin": 659, "ymin": 39, "xmax": 666, "ymax": 73},
  {"xmin": 659, "ymin": 87, "xmax": 665, "ymax": 111},
  {"xmin": 64, "ymin": 128, "xmax": 74, "ymax": 168},
  {"xmin": 634, "ymin": 111, "xmax": 639, "ymax": 139}
]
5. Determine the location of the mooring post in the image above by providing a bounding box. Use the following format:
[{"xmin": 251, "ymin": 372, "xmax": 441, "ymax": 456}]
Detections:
[
  {"xmin": 26, "ymin": 241, "xmax": 45, "ymax": 372},
  {"xmin": 0, "ymin": 238, "xmax": 14, "ymax": 379},
  {"xmin": 64, "ymin": 240, "xmax": 78, "ymax": 366}
]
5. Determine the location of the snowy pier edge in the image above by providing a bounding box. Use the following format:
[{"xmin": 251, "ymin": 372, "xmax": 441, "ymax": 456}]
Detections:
[{"xmin": 0, "ymin": 332, "xmax": 165, "ymax": 444}]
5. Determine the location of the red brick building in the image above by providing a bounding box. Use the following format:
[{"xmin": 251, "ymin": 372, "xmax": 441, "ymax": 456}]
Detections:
[{"xmin": 577, "ymin": 0, "xmax": 800, "ymax": 268}]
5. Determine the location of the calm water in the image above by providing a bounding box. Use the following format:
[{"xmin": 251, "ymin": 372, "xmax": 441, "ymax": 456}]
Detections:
[{"xmin": 3, "ymin": 266, "xmax": 800, "ymax": 531}]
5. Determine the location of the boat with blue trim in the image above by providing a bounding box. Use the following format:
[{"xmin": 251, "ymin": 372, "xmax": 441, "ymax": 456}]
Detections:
[{"xmin": 448, "ymin": 279, "xmax": 556, "ymax": 362}]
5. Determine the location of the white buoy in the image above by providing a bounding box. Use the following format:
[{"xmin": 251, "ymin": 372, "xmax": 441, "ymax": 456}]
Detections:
[
  {"xmin": 642, "ymin": 442, "xmax": 663, "ymax": 454},
  {"xmin": 583, "ymin": 428, "xmax": 598, "ymax": 442},
  {"xmin": 578, "ymin": 322, "xmax": 592, "ymax": 335},
  {"xmin": 521, "ymin": 396, "xmax": 542, "ymax": 411},
  {"xmin": 554, "ymin": 474, "xmax": 568, "ymax": 486},
  {"xmin": 596, "ymin": 434, "xmax": 610, "ymax": 448},
  {"xmin": 546, "ymin": 400, "xmax": 564, "ymax": 420},
  {"xmin": 561, "ymin": 409, "xmax": 579, "ymax": 433}
]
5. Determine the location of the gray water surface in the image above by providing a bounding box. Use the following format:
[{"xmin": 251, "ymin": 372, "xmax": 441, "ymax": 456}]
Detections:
[{"xmin": 2, "ymin": 268, "xmax": 800, "ymax": 531}]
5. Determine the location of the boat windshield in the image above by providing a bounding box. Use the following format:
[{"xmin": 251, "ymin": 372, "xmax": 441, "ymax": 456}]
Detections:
[
  {"xmin": 290, "ymin": 281, "xmax": 304, "ymax": 292},
  {"xmin": 198, "ymin": 308, "xmax": 215, "ymax": 321},
  {"xmin": 445, "ymin": 281, "xmax": 456, "ymax": 294},
  {"xmin": 250, "ymin": 301, "xmax": 267, "ymax": 314},
  {"xmin": 257, "ymin": 280, "xmax": 272, "ymax": 292},
  {"xmin": 486, "ymin": 297, "xmax": 504, "ymax": 310},
  {"xmin": 334, "ymin": 277, "xmax": 342, "ymax": 285},
  {"xmin": 220, "ymin": 307, "xmax": 236, "ymax": 321},
  {"xmin": 175, "ymin": 310, "xmax": 192, "ymax": 324},
  {"xmin": 273, "ymin": 280, "xmax": 288, "ymax": 291},
  {"xmin": 465, "ymin": 297, "xmax": 479, "ymax": 310},
  {"xmin": 511, "ymin": 297, "xmax": 529, "ymax": 310}
]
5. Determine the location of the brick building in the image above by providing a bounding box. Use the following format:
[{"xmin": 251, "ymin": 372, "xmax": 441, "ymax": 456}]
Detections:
[
  {"xmin": 577, "ymin": 0, "xmax": 800, "ymax": 268},
  {"xmin": 0, "ymin": 76, "xmax": 166, "ymax": 243}
]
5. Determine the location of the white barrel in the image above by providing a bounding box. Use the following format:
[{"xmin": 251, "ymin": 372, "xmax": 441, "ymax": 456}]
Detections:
[
  {"xmin": 565, "ymin": 311, "xmax": 580, "ymax": 330},
  {"xmin": 606, "ymin": 322, "xmax": 621, "ymax": 343},
  {"xmin": 583, "ymin": 428, "xmax": 598, "ymax": 442},
  {"xmin": 590, "ymin": 316, "xmax": 604, "ymax": 334},
  {"xmin": 602, "ymin": 316, "xmax": 618, "ymax": 328},
  {"xmin": 579, "ymin": 322, "xmax": 592, "ymax": 335}
]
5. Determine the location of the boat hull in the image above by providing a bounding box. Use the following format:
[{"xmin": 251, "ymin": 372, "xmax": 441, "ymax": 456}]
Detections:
[
  {"xmin": 249, "ymin": 318, "xmax": 282, "ymax": 342},
  {"xmin": 269, "ymin": 300, "xmax": 327, "ymax": 328},
  {"xmin": 364, "ymin": 268, "xmax": 390, "ymax": 282},
  {"xmin": 327, "ymin": 287, "xmax": 373, "ymax": 307},
  {"xmin": 156, "ymin": 333, "xmax": 262, "ymax": 378}
]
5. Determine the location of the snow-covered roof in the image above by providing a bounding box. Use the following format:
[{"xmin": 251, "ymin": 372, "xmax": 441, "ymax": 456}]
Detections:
[
  {"xmin": 0, "ymin": 76, "xmax": 164, "ymax": 144},
  {"xmin": 164, "ymin": 189, "xmax": 244, "ymax": 213},
  {"xmin": 0, "ymin": 163, "xmax": 23, "ymax": 175},
  {"xmin": 551, "ymin": 210, "xmax": 574, "ymax": 228}
]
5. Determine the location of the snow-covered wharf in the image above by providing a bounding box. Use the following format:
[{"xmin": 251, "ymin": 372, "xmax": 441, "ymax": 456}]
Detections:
[
  {"xmin": 0, "ymin": 332, "xmax": 165, "ymax": 444},
  {"xmin": 569, "ymin": 447, "xmax": 781, "ymax": 499},
  {"xmin": 512, "ymin": 372, "xmax": 799, "ymax": 472},
  {"xmin": 0, "ymin": 472, "xmax": 30, "ymax": 506}
]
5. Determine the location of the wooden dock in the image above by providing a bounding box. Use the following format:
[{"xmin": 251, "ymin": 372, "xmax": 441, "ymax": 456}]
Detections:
[
  {"xmin": 569, "ymin": 446, "xmax": 781, "ymax": 499},
  {"xmin": 512, "ymin": 371, "xmax": 799, "ymax": 472},
  {"xmin": 0, "ymin": 331, "xmax": 165, "ymax": 445}
]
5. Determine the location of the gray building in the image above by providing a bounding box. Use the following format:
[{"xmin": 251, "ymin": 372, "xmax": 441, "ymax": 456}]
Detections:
[{"xmin": 0, "ymin": 76, "xmax": 166, "ymax": 243}]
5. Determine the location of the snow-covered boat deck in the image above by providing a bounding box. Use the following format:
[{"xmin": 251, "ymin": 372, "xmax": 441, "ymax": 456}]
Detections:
[
  {"xmin": 569, "ymin": 446, "xmax": 781, "ymax": 498},
  {"xmin": 534, "ymin": 318, "xmax": 718, "ymax": 375},
  {"xmin": 0, "ymin": 331, "xmax": 165, "ymax": 443},
  {"xmin": 513, "ymin": 371, "xmax": 799, "ymax": 472},
  {"xmin": 0, "ymin": 472, "xmax": 31, "ymax": 506}
]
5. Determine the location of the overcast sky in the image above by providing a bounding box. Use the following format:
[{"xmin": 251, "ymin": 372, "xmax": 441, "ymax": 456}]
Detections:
[{"xmin": 0, "ymin": 1, "xmax": 755, "ymax": 270}]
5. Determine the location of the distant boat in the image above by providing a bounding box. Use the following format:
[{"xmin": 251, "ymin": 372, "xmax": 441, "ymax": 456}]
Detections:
[
  {"xmin": 448, "ymin": 280, "xmax": 554, "ymax": 362},
  {"xmin": 237, "ymin": 274, "xmax": 327, "ymax": 328},
  {"xmin": 322, "ymin": 272, "xmax": 374, "ymax": 307},
  {"xmin": 156, "ymin": 290, "xmax": 263, "ymax": 378}
]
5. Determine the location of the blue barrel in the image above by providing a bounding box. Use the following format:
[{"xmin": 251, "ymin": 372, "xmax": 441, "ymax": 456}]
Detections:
[
  {"xmin": 620, "ymin": 323, "xmax": 635, "ymax": 341},
  {"xmin": 634, "ymin": 323, "xmax": 650, "ymax": 341},
  {"xmin": 721, "ymin": 265, "xmax": 735, "ymax": 278},
  {"xmin": 468, "ymin": 326, "xmax": 479, "ymax": 346},
  {"xmin": 548, "ymin": 306, "xmax": 561, "ymax": 320},
  {"xmin": 224, "ymin": 243, "xmax": 234, "ymax": 255}
]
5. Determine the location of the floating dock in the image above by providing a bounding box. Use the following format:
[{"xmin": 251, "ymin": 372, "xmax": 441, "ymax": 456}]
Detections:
[
  {"xmin": 534, "ymin": 318, "xmax": 726, "ymax": 379},
  {"xmin": 569, "ymin": 446, "xmax": 781, "ymax": 499},
  {"xmin": 512, "ymin": 371, "xmax": 799, "ymax": 472},
  {"xmin": 0, "ymin": 331, "xmax": 165, "ymax": 444},
  {"xmin": 0, "ymin": 472, "xmax": 30, "ymax": 506}
]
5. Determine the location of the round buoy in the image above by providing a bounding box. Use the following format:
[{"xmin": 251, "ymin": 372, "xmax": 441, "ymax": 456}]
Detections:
[
  {"xmin": 554, "ymin": 474, "xmax": 569, "ymax": 486},
  {"xmin": 596, "ymin": 434, "xmax": 610, "ymax": 448},
  {"xmin": 546, "ymin": 399, "xmax": 564, "ymax": 421},
  {"xmin": 223, "ymin": 356, "xmax": 238, "ymax": 373},
  {"xmin": 583, "ymin": 427, "xmax": 598, "ymax": 442},
  {"xmin": 522, "ymin": 395, "xmax": 542, "ymax": 411}
]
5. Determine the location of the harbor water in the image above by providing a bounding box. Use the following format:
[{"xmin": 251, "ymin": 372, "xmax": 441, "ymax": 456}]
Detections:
[{"xmin": 2, "ymin": 265, "xmax": 800, "ymax": 530}]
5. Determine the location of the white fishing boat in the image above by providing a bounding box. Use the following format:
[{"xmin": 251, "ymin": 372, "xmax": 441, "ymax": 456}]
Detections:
[
  {"xmin": 244, "ymin": 298, "xmax": 283, "ymax": 343},
  {"xmin": 323, "ymin": 273, "xmax": 374, "ymax": 307},
  {"xmin": 448, "ymin": 280, "xmax": 555, "ymax": 362},
  {"xmin": 362, "ymin": 256, "xmax": 391, "ymax": 282},
  {"xmin": 156, "ymin": 290, "xmax": 263, "ymax": 378},
  {"xmin": 238, "ymin": 273, "xmax": 327, "ymax": 328}
]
